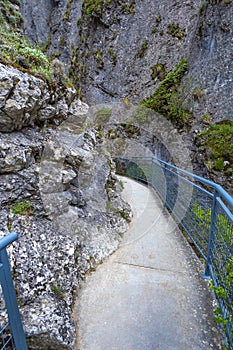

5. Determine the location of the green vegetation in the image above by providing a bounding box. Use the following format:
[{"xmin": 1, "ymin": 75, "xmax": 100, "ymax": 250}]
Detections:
[
  {"xmin": 121, "ymin": 1, "xmax": 135, "ymax": 15},
  {"xmin": 0, "ymin": 0, "xmax": 23, "ymax": 27},
  {"xmin": 59, "ymin": 35, "xmax": 66, "ymax": 46},
  {"xmin": 192, "ymin": 87, "xmax": 204, "ymax": 102},
  {"xmin": 117, "ymin": 231, "xmax": 124, "ymax": 237},
  {"xmin": 106, "ymin": 201, "xmax": 130, "ymax": 222},
  {"xmin": 197, "ymin": 121, "xmax": 233, "ymax": 174},
  {"xmin": 119, "ymin": 209, "xmax": 130, "ymax": 221},
  {"xmin": 151, "ymin": 63, "xmax": 166, "ymax": 80},
  {"xmin": 167, "ymin": 23, "xmax": 186, "ymax": 39},
  {"xmin": 192, "ymin": 203, "xmax": 233, "ymax": 347},
  {"xmin": 12, "ymin": 200, "xmax": 33, "ymax": 216},
  {"xmin": 82, "ymin": 0, "xmax": 112, "ymax": 16},
  {"xmin": 152, "ymin": 14, "xmax": 162, "ymax": 34},
  {"xmin": 141, "ymin": 58, "xmax": 191, "ymax": 128},
  {"xmin": 202, "ymin": 114, "xmax": 211, "ymax": 125},
  {"xmin": 95, "ymin": 48, "xmax": 103, "ymax": 68},
  {"xmin": 50, "ymin": 283, "xmax": 65, "ymax": 298},
  {"xmin": 82, "ymin": 0, "xmax": 135, "ymax": 17},
  {"xmin": 0, "ymin": 0, "xmax": 51, "ymax": 79},
  {"xmin": 116, "ymin": 178, "xmax": 124, "ymax": 189}
]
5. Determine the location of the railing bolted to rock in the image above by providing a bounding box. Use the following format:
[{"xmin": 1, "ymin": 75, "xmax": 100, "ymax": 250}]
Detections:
[
  {"xmin": 115, "ymin": 156, "xmax": 233, "ymax": 348},
  {"xmin": 0, "ymin": 232, "xmax": 28, "ymax": 350}
]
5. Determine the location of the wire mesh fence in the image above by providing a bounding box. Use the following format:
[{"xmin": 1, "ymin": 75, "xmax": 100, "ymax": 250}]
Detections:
[{"xmin": 115, "ymin": 156, "xmax": 233, "ymax": 348}]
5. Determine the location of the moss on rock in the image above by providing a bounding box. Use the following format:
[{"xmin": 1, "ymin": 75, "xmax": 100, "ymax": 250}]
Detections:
[
  {"xmin": 141, "ymin": 58, "xmax": 191, "ymax": 128},
  {"xmin": 197, "ymin": 120, "xmax": 233, "ymax": 174}
]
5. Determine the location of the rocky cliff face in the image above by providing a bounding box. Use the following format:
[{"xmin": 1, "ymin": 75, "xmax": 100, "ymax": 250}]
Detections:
[
  {"xmin": 0, "ymin": 63, "xmax": 130, "ymax": 349},
  {"xmin": 19, "ymin": 0, "xmax": 233, "ymax": 191},
  {"xmin": 20, "ymin": 0, "xmax": 233, "ymax": 125},
  {"xmin": 1, "ymin": 0, "xmax": 232, "ymax": 348}
]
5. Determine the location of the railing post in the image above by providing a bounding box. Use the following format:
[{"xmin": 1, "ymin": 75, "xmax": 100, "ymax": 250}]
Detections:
[
  {"xmin": 203, "ymin": 190, "xmax": 219, "ymax": 279},
  {"xmin": 164, "ymin": 163, "xmax": 168, "ymax": 207},
  {"xmin": 136, "ymin": 161, "xmax": 139, "ymax": 180},
  {"xmin": 125, "ymin": 159, "xmax": 129, "ymax": 176},
  {"xmin": 152, "ymin": 159, "xmax": 155, "ymax": 189},
  {"xmin": 0, "ymin": 239, "xmax": 28, "ymax": 350}
]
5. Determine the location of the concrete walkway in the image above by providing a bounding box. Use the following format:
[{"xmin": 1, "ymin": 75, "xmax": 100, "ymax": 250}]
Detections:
[{"xmin": 76, "ymin": 177, "xmax": 221, "ymax": 350}]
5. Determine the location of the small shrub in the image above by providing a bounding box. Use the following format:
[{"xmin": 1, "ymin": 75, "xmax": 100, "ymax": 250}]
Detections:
[
  {"xmin": 197, "ymin": 120, "xmax": 233, "ymax": 172},
  {"xmin": 192, "ymin": 87, "xmax": 204, "ymax": 102},
  {"xmin": 167, "ymin": 23, "xmax": 186, "ymax": 39},
  {"xmin": 213, "ymin": 158, "xmax": 224, "ymax": 171},
  {"xmin": 119, "ymin": 209, "xmax": 130, "ymax": 222},
  {"xmin": 202, "ymin": 114, "xmax": 211, "ymax": 125},
  {"xmin": 141, "ymin": 58, "xmax": 191, "ymax": 128},
  {"xmin": 12, "ymin": 200, "xmax": 33, "ymax": 216},
  {"xmin": 82, "ymin": 0, "xmax": 112, "ymax": 17}
]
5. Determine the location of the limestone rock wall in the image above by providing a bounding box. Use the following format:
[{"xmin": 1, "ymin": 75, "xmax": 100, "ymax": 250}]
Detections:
[
  {"xmin": 20, "ymin": 0, "xmax": 233, "ymax": 125},
  {"xmin": 0, "ymin": 63, "xmax": 130, "ymax": 349},
  {"xmin": 0, "ymin": 63, "xmax": 77, "ymax": 131}
]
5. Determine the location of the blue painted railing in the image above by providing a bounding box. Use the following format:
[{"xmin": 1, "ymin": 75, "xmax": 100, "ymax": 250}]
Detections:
[
  {"xmin": 115, "ymin": 156, "xmax": 233, "ymax": 348},
  {"xmin": 0, "ymin": 232, "xmax": 28, "ymax": 350}
]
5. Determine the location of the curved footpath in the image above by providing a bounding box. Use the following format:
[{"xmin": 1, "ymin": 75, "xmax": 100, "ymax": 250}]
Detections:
[{"xmin": 76, "ymin": 177, "xmax": 222, "ymax": 350}]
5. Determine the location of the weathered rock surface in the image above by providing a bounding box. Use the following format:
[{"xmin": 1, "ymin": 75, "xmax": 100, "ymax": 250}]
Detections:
[
  {"xmin": 0, "ymin": 64, "xmax": 130, "ymax": 349},
  {"xmin": 0, "ymin": 63, "xmax": 76, "ymax": 132},
  {"xmin": 20, "ymin": 0, "xmax": 233, "ymax": 125}
]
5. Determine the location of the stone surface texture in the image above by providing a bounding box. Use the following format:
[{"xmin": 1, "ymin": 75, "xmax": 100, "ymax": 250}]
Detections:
[
  {"xmin": 20, "ymin": 0, "xmax": 233, "ymax": 124},
  {"xmin": 0, "ymin": 64, "xmax": 130, "ymax": 349}
]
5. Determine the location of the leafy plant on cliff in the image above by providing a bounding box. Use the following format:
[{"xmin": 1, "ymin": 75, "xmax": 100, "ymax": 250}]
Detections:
[
  {"xmin": 0, "ymin": 0, "xmax": 23, "ymax": 27},
  {"xmin": 167, "ymin": 23, "xmax": 186, "ymax": 39},
  {"xmin": 0, "ymin": 1, "xmax": 51, "ymax": 79},
  {"xmin": 82, "ymin": 0, "xmax": 135, "ymax": 17},
  {"xmin": 197, "ymin": 121, "xmax": 233, "ymax": 174},
  {"xmin": 141, "ymin": 58, "xmax": 191, "ymax": 128},
  {"xmin": 12, "ymin": 200, "xmax": 33, "ymax": 216}
]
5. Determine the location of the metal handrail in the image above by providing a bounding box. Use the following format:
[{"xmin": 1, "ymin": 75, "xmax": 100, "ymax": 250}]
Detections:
[
  {"xmin": 156, "ymin": 157, "xmax": 233, "ymax": 208},
  {"xmin": 0, "ymin": 232, "xmax": 28, "ymax": 350},
  {"xmin": 115, "ymin": 156, "xmax": 233, "ymax": 348},
  {"xmin": 0, "ymin": 232, "xmax": 18, "ymax": 251}
]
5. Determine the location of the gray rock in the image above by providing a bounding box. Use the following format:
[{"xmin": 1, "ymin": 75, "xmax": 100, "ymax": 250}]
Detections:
[
  {"xmin": 0, "ymin": 64, "xmax": 84, "ymax": 132},
  {"xmin": 20, "ymin": 0, "xmax": 233, "ymax": 125}
]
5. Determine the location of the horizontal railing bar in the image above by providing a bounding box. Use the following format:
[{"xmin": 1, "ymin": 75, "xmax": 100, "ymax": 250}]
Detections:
[
  {"xmin": 156, "ymin": 158, "xmax": 233, "ymax": 208},
  {"xmin": 0, "ymin": 233, "xmax": 18, "ymax": 251},
  {"xmin": 163, "ymin": 166, "xmax": 214, "ymax": 199},
  {"xmin": 115, "ymin": 155, "xmax": 233, "ymax": 347},
  {"xmin": 216, "ymin": 197, "xmax": 233, "ymax": 224}
]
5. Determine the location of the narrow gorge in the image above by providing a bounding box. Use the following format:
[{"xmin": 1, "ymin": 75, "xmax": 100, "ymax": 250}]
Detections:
[{"xmin": 0, "ymin": 0, "xmax": 232, "ymax": 348}]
